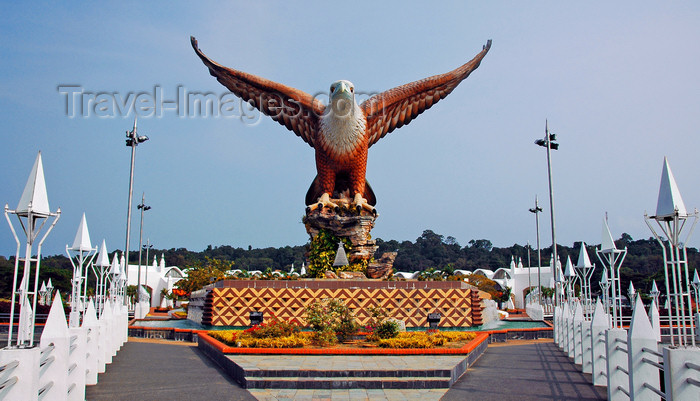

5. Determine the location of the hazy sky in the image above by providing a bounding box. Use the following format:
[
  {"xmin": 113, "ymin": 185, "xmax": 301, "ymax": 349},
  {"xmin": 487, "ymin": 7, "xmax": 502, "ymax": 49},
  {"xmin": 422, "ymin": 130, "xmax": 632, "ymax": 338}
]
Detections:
[{"xmin": 2, "ymin": 2, "xmax": 700, "ymax": 258}]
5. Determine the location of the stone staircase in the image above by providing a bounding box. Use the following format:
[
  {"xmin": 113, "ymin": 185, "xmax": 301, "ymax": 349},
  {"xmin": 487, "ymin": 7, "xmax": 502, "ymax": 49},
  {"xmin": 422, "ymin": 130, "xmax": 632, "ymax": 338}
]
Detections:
[{"xmin": 243, "ymin": 367, "xmax": 456, "ymax": 389}]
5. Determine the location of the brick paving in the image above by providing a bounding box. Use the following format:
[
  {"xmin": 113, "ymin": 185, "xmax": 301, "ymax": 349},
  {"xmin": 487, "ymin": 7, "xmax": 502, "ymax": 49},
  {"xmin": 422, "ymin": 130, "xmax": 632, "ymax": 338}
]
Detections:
[{"xmin": 87, "ymin": 337, "xmax": 606, "ymax": 400}]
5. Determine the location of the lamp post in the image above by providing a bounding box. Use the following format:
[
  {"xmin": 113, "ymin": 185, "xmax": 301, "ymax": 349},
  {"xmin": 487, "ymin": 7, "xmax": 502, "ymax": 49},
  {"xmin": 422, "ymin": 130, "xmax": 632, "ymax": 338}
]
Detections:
[
  {"xmin": 124, "ymin": 117, "xmax": 149, "ymax": 302},
  {"xmin": 136, "ymin": 194, "xmax": 151, "ymax": 304},
  {"xmin": 143, "ymin": 239, "xmax": 153, "ymax": 306},
  {"xmin": 529, "ymin": 196, "xmax": 543, "ymax": 305},
  {"xmin": 534, "ymin": 120, "xmax": 559, "ymax": 306}
]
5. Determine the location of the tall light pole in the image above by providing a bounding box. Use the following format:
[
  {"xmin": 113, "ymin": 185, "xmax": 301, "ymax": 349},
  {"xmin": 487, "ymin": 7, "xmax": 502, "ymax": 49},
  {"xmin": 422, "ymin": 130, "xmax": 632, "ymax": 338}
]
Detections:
[
  {"xmin": 124, "ymin": 116, "xmax": 149, "ymax": 301},
  {"xmin": 529, "ymin": 196, "xmax": 543, "ymax": 305},
  {"xmin": 136, "ymin": 194, "xmax": 151, "ymax": 304},
  {"xmin": 535, "ymin": 120, "xmax": 559, "ymax": 305},
  {"xmin": 143, "ymin": 239, "xmax": 153, "ymax": 306}
]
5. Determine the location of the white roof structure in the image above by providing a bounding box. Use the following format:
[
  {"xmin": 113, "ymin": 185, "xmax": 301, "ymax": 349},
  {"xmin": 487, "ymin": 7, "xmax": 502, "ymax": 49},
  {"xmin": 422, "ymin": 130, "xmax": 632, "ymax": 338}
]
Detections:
[
  {"xmin": 655, "ymin": 157, "xmax": 687, "ymax": 218},
  {"xmin": 71, "ymin": 213, "xmax": 93, "ymax": 252},
  {"xmin": 16, "ymin": 152, "xmax": 51, "ymax": 216},
  {"xmin": 96, "ymin": 239, "xmax": 110, "ymax": 267}
]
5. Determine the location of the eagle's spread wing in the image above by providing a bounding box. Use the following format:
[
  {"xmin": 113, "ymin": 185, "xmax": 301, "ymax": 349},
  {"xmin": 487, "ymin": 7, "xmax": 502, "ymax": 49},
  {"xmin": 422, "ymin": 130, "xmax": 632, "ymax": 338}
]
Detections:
[
  {"xmin": 191, "ymin": 37, "xmax": 325, "ymax": 147},
  {"xmin": 361, "ymin": 40, "xmax": 491, "ymax": 148}
]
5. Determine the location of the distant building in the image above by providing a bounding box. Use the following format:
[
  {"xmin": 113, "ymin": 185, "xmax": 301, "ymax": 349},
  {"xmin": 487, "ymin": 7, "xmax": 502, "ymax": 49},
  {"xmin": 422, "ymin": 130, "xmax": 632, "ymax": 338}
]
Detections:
[
  {"xmin": 471, "ymin": 256, "xmax": 559, "ymax": 309},
  {"xmin": 126, "ymin": 254, "xmax": 186, "ymax": 307}
]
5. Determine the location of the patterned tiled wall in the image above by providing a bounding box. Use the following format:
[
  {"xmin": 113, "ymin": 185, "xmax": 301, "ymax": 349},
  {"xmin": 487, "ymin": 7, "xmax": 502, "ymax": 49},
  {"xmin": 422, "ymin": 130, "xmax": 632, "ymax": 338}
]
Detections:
[{"xmin": 190, "ymin": 280, "xmax": 481, "ymax": 328}]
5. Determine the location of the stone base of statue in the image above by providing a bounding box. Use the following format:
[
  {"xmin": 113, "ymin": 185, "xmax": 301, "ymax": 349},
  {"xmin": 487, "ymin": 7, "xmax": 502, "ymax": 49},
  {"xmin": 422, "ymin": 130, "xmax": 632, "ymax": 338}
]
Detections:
[
  {"xmin": 303, "ymin": 203, "xmax": 378, "ymax": 265},
  {"xmin": 367, "ymin": 252, "xmax": 397, "ymax": 279}
]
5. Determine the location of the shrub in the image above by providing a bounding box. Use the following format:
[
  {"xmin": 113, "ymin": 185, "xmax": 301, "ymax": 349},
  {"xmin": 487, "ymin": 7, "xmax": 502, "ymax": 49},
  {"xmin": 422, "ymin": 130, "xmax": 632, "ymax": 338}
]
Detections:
[
  {"xmin": 305, "ymin": 298, "xmax": 359, "ymax": 344},
  {"xmin": 365, "ymin": 306, "xmax": 399, "ymax": 341},
  {"xmin": 208, "ymin": 330, "xmax": 240, "ymax": 345},
  {"xmin": 373, "ymin": 320, "xmax": 400, "ymax": 340},
  {"xmin": 243, "ymin": 316, "xmax": 300, "ymax": 339},
  {"xmin": 207, "ymin": 329, "xmax": 309, "ymax": 348},
  {"xmin": 238, "ymin": 334, "xmax": 308, "ymax": 348},
  {"xmin": 376, "ymin": 331, "xmax": 476, "ymax": 348}
]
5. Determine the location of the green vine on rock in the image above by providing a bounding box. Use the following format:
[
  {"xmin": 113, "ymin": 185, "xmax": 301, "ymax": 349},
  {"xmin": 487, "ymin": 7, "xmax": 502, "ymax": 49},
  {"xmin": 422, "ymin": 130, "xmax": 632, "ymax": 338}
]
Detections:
[{"xmin": 307, "ymin": 229, "xmax": 366, "ymax": 278}]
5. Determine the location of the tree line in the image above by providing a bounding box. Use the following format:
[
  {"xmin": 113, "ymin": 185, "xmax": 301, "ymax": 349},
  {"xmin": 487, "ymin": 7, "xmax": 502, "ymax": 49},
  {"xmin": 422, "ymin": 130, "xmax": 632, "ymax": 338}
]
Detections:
[{"xmin": 1, "ymin": 229, "xmax": 696, "ymax": 299}]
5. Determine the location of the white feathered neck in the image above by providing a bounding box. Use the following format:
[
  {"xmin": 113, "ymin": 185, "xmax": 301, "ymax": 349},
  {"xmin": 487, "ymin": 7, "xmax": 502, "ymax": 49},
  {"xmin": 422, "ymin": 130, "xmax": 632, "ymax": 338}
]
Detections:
[{"xmin": 320, "ymin": 100, "xmax": 366, "ymax": 156}]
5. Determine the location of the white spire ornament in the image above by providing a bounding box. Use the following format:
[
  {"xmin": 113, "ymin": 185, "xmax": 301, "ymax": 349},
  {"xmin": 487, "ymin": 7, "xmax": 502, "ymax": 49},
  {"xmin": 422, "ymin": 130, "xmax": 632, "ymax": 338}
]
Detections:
[
  {"xmin": 645, "ymin": 157, "xmax": 699, "ymax": 346},
  {"xmin": 4, "ymin": 152, "xmax": 61, "ymax": 346}
]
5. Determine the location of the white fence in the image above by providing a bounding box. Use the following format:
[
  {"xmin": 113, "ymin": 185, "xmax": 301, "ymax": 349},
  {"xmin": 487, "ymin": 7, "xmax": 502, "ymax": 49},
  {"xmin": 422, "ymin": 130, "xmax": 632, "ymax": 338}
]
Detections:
[
  {"xmin": 0, "ymin": 292, "xmax": 128, "ymax": 400},
  {"xmin": 554, "ymin": 298, "xmax": 700, "ymax": 400}
]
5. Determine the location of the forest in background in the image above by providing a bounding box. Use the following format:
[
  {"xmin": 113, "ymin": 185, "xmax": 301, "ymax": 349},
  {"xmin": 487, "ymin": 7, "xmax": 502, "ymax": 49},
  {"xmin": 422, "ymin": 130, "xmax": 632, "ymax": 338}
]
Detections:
[{"xmin": 1, "ymin": 229, "xmax": 697, "ymax": 300}]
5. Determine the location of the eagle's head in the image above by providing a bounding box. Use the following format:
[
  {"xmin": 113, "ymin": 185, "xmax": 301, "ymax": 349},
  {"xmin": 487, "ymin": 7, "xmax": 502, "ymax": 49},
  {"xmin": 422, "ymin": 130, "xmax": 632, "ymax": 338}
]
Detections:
[
  {"xmin": 328, "ymin": 80, "xmax": 357, "ymax": 119},
  {"xmin": 321, "ymin": 79, "xmax": 366, "ymax": 154}
]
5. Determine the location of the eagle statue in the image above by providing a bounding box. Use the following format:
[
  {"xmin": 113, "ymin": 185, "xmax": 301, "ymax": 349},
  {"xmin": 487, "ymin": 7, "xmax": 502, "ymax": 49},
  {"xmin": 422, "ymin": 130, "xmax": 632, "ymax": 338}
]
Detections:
[{"xmin": 191, "ymin": 37, "xmax": 491, "ymax": 215}]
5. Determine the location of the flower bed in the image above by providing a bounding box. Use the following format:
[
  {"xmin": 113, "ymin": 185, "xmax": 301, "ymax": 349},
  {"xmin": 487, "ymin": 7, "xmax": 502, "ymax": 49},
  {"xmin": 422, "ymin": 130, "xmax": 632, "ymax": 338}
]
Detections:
[{"xmin": 205, "ymin": 328, "xmax": 482, "ymax": 355}]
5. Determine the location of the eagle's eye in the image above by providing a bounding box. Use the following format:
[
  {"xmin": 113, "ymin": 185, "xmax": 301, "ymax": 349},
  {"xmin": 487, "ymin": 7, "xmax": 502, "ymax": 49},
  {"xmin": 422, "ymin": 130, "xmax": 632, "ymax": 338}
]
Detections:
[
  {"xmin": 330, "ymin": 85, "xmax": 335, "ymax": 93},
  {"xmin": 350, "ymin": 86, "xmax": 354, "ymax": 92}
]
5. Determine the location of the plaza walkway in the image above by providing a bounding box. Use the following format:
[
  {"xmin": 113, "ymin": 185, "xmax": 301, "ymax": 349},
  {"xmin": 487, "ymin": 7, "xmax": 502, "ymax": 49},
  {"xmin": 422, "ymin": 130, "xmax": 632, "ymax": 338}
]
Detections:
[
  {"xmin": 86, "ymin": 338, "xmax": 606, "ymax": 400},
  {"xmin": 443, "ymin": 340, "xmax": 607, "ymax": 401},
  {"xmin": 85, "ymin": 339, "xmax": 256, "ymax": 401}
]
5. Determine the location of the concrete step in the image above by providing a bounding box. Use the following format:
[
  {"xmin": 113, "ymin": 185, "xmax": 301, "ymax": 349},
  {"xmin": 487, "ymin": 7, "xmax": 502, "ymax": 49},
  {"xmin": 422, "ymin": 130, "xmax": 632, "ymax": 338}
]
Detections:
[
  {"xmin": 243, "ymin": 368, "xmax": 452, "ymax": 378},
  {"xmin": 244, "ymin": 375, "xmax": 452, "ymax": 389}
]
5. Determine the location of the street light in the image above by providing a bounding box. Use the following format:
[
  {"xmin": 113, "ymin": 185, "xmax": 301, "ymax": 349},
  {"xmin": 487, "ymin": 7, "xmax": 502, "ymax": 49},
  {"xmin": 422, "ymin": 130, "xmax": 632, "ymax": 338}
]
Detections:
[
  {"xmin": 124, "ymin": 116, "xmax": 149, "ymax": 301},
  {"xmin": 529, "ymin": 196, "xmax": 543, "ymax": 305},
  {"xmin": 143, "ymin": 239, "xmax": 153, "ymax": 305},
  {"xmin": 136, "ymin": 193, "xmax": 151, "ymax": 305},
  {"xmin": 534, "ymin": 120, "xmax": 559, "ymax": 305}
]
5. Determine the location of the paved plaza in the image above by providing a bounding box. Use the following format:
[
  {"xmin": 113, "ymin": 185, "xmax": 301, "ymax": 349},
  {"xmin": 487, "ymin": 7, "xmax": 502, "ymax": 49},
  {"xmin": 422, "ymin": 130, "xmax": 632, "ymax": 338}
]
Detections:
[{"xmin": 86, "ymin": 337, "xmax": 606, "ymax": 400}]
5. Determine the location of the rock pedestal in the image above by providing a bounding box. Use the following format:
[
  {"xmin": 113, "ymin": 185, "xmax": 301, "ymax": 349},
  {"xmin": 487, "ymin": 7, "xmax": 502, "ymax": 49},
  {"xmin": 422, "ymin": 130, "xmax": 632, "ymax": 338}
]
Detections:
[
  {"xmin": 303, "ymin": 206, "xmax": 378, "ymax": 264},
  {"xmin": 367, "ymin": 252, "xmax": 397, "ymax": 279}
]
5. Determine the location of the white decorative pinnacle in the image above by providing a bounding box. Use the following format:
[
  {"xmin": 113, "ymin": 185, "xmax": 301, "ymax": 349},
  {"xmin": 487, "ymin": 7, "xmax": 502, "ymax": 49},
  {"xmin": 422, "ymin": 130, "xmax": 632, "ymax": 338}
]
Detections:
[
  {"xmin": 96, "ymin": 239, "xmax": 110, "ymax": 267},
  {"xmin": 15, "ymin": 151, "xmax": 51, "ymax": 216},
  {"xmin": 628, "ymin": 281, "xmax": 636, "ymax": 299},
  {"xmin": 564, "ymin": 256, "xmax": 574, "ymax": 278},
  {"xmin": 42, "ymin": 292, "xmax": 69, "ymax": 339},
  {"xmin": 655, "ymin": 157, "xmax": 687, "ymax": 218},
  {"xmin": 110, "ymin": 254, "xmax": 120, "ymax": 276},
  {"xmin": 576, "ymin": 242, "xmax": 593, "ymax": 269},
  {"xmin": 332, "ymin": 241, "xmax": 349, "ymax": 267},
  {"xmin": 71, "ymin": 213, "xmax": 93, "ymax": 252},
  {"xmin": 600, "ymin": 218, "xmax": 617, "ymax": 252},
  {"xmin": 629, "ymin": 295, "xmax": 655, "ymax": 340}
]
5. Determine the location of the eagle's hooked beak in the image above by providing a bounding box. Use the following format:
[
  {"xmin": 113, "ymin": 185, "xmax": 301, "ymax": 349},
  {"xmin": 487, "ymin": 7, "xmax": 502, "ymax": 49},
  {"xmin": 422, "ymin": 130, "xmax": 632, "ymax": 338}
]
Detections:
[{"xmin": 329, "ymin": 80, "xmax": 356, "ymax": 118}]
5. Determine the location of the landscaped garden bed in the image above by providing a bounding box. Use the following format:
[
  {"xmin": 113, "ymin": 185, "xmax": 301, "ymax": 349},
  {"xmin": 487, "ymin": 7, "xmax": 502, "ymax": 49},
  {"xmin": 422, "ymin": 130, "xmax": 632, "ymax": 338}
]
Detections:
[
  {"xmin": 208, "ymin": 329, "xmax": 478, "ymax": 350},
  {"xmin": 198, "ymin": 298, "xmax": 489, "ymax": 355}
]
